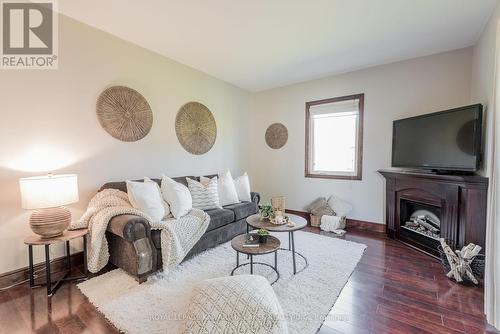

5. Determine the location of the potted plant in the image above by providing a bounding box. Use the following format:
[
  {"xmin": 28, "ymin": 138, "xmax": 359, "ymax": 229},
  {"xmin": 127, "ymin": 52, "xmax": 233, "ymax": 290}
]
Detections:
[
  {"xmin": 257, "ymin": 229, "xmax": 269, "ymax": 243},
  {"xmin": 259, "ymin": 204, "xmax": 274, "ymax": 221}
]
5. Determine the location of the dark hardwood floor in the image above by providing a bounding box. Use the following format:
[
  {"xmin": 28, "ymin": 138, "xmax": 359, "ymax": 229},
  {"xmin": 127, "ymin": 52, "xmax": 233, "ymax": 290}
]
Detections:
[{"xmin": 1, "ymin": 227, "xmax": 497, "ymax": 333}]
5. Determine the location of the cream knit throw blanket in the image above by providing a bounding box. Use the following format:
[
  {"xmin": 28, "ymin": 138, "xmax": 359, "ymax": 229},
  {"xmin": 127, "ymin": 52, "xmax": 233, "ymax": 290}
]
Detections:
[{"xmin": 70, "ymin": 189, "xmax": 210, "ymax": 273}]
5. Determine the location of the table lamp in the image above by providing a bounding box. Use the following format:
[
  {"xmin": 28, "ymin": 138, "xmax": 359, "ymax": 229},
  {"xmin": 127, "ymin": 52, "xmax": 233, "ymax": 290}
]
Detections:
[{"xmin": 19, "ymin": 174, "xmax": 79, "ymax": 238}]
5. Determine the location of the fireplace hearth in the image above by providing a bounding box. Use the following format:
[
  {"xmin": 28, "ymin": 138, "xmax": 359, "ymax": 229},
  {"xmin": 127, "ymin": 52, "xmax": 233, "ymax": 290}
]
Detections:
[{"xmin": 379, "ymin": 169, "xmax": 488, "ymax": 258}]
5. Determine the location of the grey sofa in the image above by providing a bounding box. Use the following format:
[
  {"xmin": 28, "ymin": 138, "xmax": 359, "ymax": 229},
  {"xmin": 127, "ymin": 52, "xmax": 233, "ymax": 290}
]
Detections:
[{"xmin": 100, "ymin": 175, "xmax": 260, "ymax": 282}]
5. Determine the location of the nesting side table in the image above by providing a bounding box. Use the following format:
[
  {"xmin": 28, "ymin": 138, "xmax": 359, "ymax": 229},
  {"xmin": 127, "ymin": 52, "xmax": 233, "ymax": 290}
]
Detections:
[
  {"xmin": 230, "ymin": 234, "xmax": 281, "ymax": 285},
  {"xmin": 24, "ymin": 229, "xmax": 88, "ymax": 297},
  {"xmin": 246, "ymin": 214, "xmax": 309, "ymax": 274}
]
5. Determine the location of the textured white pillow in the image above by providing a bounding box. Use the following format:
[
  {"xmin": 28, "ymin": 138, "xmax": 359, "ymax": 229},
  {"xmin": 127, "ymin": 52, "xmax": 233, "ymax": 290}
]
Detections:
[
  {"xmin": 144, "ymin": 177, "xmax": 170, "ymax": 217},
  {"xmin": 160, "ymin": 175, "xmax": 192, "ymax": 219},
  {"xmin": 186, "ymin": 177, "xmax": 221, "ymax": 210},
  {"xmin": 126, "ymin": 180, "xmax": 165, "ymax": 221},
  {"xmin": 213, "ymin": 171, "xmax": 239, "ymax": 206},
  {"xmin": 327, "ymin": 194, "xmax": 353, "ymax": 217},
  {"xmin": 199, "ymin": 176, "xmax": 211, "ymax": 186},
  {"xmin": 234, "ymin": 172, "xmax": 251, "ymax": 202},
  {"xmin": 179, "ymin": 275, "xmax": 288, "ymax": 334}
]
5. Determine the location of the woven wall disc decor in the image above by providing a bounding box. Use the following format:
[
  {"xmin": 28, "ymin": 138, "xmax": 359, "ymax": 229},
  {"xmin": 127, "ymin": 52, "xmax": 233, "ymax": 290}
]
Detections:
[
  {"xmin": 175, "ymin": 102, "xmax": 217, "ymax": 155},
  {"xmin": 96, "ymin": 86, "xmax": 153, "ymax": 142},
  {"xmin": 265, "ymin": 123, "xmax": 288, "ymax": 149}
]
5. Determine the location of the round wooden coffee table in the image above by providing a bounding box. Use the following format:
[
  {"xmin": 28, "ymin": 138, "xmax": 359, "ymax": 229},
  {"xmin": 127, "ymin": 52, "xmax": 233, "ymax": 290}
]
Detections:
[
  {"xmin": 230, "ymin": 234, "xmax": 280, "ymax": 285},
  {"xmin": 246, "ymin": 213, "xmax": 308, "ymax": 274}
]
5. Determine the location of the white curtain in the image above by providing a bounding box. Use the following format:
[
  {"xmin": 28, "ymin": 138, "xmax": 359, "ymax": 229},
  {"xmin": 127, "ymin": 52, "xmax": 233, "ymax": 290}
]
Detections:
[{"xmin": 485, "ymin": 22, "xmax": 500, "ymax": 330}]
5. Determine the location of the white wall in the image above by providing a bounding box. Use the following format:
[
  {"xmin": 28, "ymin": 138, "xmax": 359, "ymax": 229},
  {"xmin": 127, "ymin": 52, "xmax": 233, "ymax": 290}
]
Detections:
[
  {"xmin": 244, "ymin": 48, "xmax": 473, "ymax": 223},
  {"xmin": 0, "ymin": 15, "xmax": 250, "ymax": 274},
  {"xmin": 471, "ymin": 2, "xmax": 500, "ymax": 175}
]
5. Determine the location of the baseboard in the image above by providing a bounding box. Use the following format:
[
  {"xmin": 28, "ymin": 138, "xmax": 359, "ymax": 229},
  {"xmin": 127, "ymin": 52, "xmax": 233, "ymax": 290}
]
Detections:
[
  {"xmin": 285, "ymin": 209, "xmax": 384, "ymax": 233},
  {"xmin": 0, "ymin": 251, "xmax": 84, "ymax": 289},
  {"xmin": 346, "ymin": 219, "xmax": 385, "ymax": 233},
  {"xmin": 284, "ymin": 209, "xmax": 310, "ymax": 223}
]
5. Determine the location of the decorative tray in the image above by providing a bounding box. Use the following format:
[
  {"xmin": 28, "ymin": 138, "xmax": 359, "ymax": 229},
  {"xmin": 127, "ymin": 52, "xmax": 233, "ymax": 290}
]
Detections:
[{"xmin": 268, "ymin": 217, "xmax": 289, "ymax": 226}]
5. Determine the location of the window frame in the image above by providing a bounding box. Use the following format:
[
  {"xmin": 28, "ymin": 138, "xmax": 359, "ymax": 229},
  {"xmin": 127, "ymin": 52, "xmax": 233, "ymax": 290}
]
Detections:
[{"xmin": 305, "ymin": 93, "xmax": 364, "ymax": 180}]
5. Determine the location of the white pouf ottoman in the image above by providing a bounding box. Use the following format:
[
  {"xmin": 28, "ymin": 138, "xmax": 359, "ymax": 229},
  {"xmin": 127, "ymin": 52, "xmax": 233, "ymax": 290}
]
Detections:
[{"xmin": 178, "ymin": 275, "xmax": 288, "ymax": 334}]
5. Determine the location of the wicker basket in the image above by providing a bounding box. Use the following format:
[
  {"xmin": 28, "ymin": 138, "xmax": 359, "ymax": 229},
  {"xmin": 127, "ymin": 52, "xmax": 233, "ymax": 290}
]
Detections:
[
  {"xmin": 437, "ymin": 245, "xmax": 485, "ymax": 284},
  {"xmin": 310, "ymin": 214, "xmax": 321, "ymax": 227}
]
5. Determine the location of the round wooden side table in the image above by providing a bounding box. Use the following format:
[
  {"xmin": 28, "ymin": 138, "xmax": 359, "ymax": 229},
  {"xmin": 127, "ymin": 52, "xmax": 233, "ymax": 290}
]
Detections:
[
  {"xmin": 230, "ymin": 234, "xmax": 280, "ymax": 285},
  {"xmin": 24, "ymin": 229, "xmax": 88, "ymax": 297}
]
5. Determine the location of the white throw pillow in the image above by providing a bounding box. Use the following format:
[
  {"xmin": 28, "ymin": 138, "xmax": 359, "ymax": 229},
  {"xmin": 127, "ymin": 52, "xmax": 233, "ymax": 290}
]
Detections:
[
  {"xmin": 234, "ymin": 172, "xmax": 251, "ymax": 202},
  {"xmin": 144, "ymin": 177, "xmax": 171, "ymax": 217},
  {"xmin": 209, "ymin": 170, "xmax": 239, "ymax": 206},
  {"xmin": 126, "ymin": 180, "xmax": 165, "ymax": 221},
  {"xmin": 327, "ymin": 194, "xmax": 353, "ymax": 217},
  {"xmin": 160, "ymin": 175, "xmax": 192, "ymax": 219},
  {"xmin": 199, "ymin": 176, "xmax": 211, "ymax": 186},
  {"xmin": 186, "ymin": 177, "xmax": 221, "ymax": 210}
]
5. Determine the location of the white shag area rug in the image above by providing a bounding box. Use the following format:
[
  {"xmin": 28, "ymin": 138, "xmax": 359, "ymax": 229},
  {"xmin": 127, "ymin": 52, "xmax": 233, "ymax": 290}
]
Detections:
[{"xmin": 78, "ymin": 231, "xmax": 366, "ymax": 334}]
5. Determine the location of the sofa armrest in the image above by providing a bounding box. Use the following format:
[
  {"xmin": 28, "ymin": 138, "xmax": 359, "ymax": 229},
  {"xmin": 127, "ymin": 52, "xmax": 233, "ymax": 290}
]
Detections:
[
  {"xmin": 251, "ymin": 192, "xmax": 260, "ymax": 206},
  {"xmin": 107, "ymin": 214, "xmax": 151, "ymax": 242}
]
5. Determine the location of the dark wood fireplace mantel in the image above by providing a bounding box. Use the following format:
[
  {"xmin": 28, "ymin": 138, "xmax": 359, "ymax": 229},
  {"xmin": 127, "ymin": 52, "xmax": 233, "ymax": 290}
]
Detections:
[{"xmin": 379, "ymin": 169, "xmax": 488, "ymax": 257}]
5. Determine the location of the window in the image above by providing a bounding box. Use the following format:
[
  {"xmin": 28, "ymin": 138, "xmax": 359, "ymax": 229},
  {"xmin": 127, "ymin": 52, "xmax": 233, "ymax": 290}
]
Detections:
[{"xmin": 305, "ymin": 94, "xmax": 364, "ymax": 180}]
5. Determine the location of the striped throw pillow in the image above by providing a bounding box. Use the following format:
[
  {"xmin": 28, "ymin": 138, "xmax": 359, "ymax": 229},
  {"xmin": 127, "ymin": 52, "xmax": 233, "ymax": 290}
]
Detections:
[{"xmin": 186, "ymin": 177, "xmax": 221, "ymax": 210}]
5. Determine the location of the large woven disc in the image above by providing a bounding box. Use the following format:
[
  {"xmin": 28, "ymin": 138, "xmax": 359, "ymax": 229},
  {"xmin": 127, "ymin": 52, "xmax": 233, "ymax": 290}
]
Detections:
[
  {"xmin": 96, "ymin": 86, "xmax": 153, "ymax": 142},
  {"xmin": 175, "ymin": 102, "xmax": 217, "ymax": 155},
  {"xmin": 265, "ymin": 123, "xmax": 288, "ymax": 149}
]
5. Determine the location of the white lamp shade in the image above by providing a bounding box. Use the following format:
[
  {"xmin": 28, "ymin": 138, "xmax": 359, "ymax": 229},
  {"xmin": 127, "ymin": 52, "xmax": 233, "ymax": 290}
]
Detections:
[{"xmin": 19, "ymin": 174, "xmax": 79, "ymax": 209}]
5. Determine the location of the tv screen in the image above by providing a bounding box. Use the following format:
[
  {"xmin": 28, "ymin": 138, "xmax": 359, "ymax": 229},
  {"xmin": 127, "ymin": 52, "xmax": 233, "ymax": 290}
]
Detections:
[{"xmin": 392, "ymin": 104, "xmax": 482, "ymax": 172}]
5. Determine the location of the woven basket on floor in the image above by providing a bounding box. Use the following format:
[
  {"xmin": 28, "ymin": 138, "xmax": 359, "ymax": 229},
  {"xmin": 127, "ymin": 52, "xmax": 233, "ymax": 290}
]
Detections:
[
  {"xmin": 437, "ymin": 245, "xmax": 485, "ymax": 284},
  {"xmin": 310, "ymin": 214, "xmax": 321, "ymax": 227}
]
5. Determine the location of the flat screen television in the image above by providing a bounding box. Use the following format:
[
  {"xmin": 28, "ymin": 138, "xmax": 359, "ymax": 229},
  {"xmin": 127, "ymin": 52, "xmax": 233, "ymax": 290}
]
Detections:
[{"xmin": 392, "ymin": 104, "xmax": 483, "ymax": 172}]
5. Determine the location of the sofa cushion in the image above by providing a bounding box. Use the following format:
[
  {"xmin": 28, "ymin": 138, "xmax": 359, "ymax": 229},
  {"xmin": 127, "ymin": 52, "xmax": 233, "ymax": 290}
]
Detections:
[
  {"xmin": 205, "ymin": 208, "xmax": 235, "ymax": 232},
  {"xmin": 187, "ymin": 177, "xmax": 221, "ymax": 210},
  {"xmin": 224, "ymin": 201, "xmax": 258, "ymax": 221}
]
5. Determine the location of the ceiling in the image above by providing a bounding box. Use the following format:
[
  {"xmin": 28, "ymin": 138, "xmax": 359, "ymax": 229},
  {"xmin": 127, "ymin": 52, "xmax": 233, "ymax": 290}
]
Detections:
[{"xmin": 59, "ymin": 0, "xmax": 497, "ymax": 92}]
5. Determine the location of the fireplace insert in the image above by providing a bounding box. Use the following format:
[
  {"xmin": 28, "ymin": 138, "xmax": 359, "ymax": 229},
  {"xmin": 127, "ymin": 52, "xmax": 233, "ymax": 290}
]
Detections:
[{"xmin": 399, "ymin": 199, "xmax": 441, "ymax": 257}]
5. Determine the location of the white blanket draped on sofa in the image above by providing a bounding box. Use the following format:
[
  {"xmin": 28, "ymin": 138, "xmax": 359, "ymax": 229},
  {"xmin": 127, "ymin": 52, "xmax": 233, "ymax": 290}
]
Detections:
[{"xmin": 70, "ymin": 189, "xmax": 210, "ymax": 273}]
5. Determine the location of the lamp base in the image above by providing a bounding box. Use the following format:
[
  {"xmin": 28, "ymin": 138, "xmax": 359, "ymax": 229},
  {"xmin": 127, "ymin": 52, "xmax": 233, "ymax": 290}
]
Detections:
[{"xmin": 30, "ymin": 207, "xmax": 71, "ymax": 239}]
